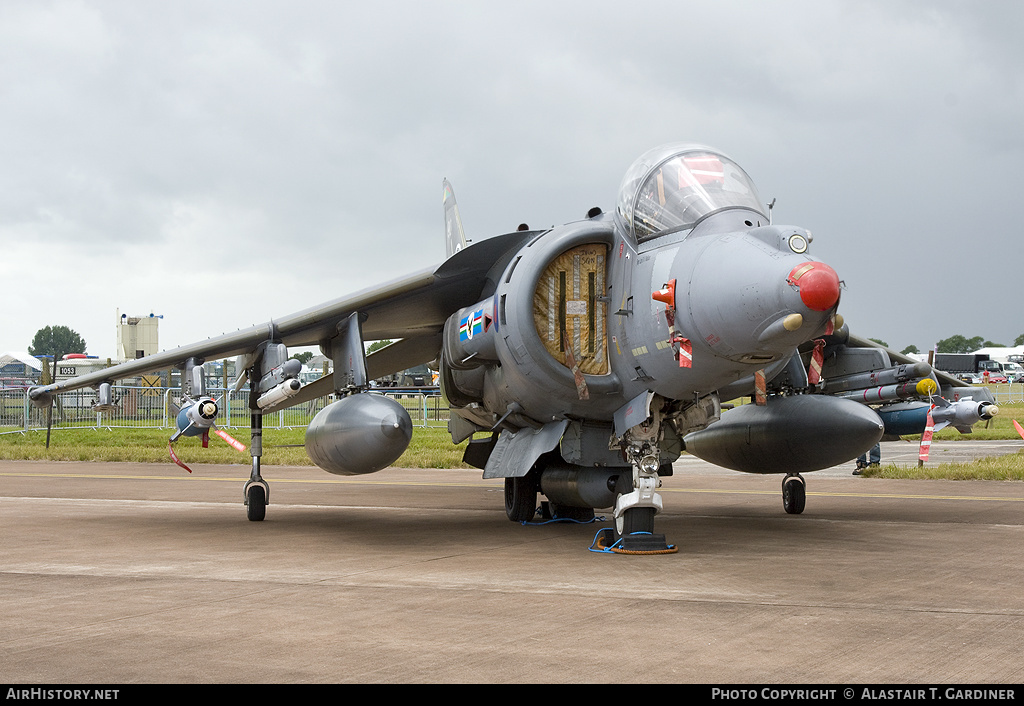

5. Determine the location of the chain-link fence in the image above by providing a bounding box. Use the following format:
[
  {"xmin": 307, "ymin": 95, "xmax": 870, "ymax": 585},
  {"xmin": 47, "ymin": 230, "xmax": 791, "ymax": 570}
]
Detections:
[{"xmin": 0, "ymin": 386, "xmax": 450, "ymax": 434}]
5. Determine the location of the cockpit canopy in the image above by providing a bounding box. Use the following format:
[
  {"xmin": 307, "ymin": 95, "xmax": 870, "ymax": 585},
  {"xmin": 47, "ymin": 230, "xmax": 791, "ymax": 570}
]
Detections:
[{"xmin": 616, "ymin": 144, "xmax": 765, "ymax": 241}]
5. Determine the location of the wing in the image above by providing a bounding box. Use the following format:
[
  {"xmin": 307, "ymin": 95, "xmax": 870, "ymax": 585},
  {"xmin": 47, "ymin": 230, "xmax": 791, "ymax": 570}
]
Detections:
[
  {"xmin": 844, "ymin": 333, "xmax": 970, "ymax": 391},
  {"xmin": 30, "ymin": 229, "xmax": 533, "ymax": 403}
]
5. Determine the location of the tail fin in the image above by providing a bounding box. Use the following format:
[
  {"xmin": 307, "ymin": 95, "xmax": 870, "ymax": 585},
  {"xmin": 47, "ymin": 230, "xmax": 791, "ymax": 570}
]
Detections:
[{"xmin": 442, "ymin": 178, "xmax": 469, "ymax": 258}]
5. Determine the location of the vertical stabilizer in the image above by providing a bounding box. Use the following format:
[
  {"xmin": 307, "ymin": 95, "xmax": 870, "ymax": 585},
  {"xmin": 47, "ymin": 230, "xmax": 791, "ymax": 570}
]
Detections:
[{"xmin": 443, "ymin": 178, "xmax": 469, "ymax": 258}]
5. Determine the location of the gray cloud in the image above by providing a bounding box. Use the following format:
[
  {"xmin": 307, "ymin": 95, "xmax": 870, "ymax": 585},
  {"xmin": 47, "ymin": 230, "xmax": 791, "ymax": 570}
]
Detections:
[{"xmin": 2, "ymin": 0, "xmax": 1022, "ymax": 357}]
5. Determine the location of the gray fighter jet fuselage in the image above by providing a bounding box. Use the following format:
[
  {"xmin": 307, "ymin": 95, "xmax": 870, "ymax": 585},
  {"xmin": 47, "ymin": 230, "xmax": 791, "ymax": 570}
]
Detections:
[{"xmin": 435, "ymin": 144, "xmax": 883, "ymax": 546}]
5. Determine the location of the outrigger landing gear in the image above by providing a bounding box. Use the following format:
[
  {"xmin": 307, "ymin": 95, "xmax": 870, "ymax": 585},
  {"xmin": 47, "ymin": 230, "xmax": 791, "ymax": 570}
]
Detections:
[
  {"xmin": 244, "ymin": 412, "xmax": 269, "ymax": 522},
  {"xmin": 782, "ymin": 473, "xmax": 806, "ymax": 515},
  {"xmin": 245, "ymin": 481, "xmax": 267, "ymax": 522}
]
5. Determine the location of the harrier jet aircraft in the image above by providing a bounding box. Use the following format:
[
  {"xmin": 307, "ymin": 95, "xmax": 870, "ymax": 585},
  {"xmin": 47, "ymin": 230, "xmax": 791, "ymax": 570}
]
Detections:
[{"xmin": 30, "ymin": 143, "xmax": 995, "ymax": 553}]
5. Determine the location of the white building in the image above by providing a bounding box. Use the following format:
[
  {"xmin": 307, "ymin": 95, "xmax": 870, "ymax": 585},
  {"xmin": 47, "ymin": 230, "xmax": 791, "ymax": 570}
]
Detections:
[{"xmin": 117, "ymin": 310, "xmax": 160, "ymax": 360}]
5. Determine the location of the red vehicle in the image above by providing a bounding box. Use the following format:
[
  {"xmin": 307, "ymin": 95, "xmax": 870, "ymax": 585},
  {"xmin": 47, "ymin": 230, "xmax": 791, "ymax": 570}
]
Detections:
[{"xmin": 988, "ymin": 373, "xmax": 1008, "ymax": 384}]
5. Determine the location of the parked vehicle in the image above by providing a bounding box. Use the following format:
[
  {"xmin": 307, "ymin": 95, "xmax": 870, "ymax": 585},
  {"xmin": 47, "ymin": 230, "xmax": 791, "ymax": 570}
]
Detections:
[
  {"xmin": 934, "ymin": 353, "xmax": 991, "ymax": 377},
  {"xmin": 1000, "ymin": 362, "xmax": 1024, "ymax": 382}
]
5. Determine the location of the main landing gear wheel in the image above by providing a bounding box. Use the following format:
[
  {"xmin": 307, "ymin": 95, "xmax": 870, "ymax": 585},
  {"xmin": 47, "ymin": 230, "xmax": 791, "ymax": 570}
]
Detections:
[
  {"xmin": 504, "ymin": 475, "xmax": 537, "ymax": 522},
  {"xmin": 246, "ymin": 484, "xmax": 267, "ymax": 522},
  {"xmin": 782, "ymin": 474, "xmax": 806, "ymax": 515}
]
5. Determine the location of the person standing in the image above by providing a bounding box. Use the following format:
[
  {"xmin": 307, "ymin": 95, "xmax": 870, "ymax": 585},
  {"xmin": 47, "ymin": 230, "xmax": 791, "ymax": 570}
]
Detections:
[{"xmin": 853, "ymin": 443, "xmax": 881, "ymax": 475}]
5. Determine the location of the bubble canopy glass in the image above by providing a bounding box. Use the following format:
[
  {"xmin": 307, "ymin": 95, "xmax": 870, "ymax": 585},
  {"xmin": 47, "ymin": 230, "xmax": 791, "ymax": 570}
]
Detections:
[{"xmin": 617, "ymin": 144, "xmax": 764, "ymax": 241}]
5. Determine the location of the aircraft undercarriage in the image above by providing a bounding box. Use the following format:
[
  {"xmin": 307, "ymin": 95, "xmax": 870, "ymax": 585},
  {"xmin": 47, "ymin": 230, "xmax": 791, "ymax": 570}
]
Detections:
[
  {"xmin": 502, "ymin": 448, "xmax": 675, "ymax": 554},
  {"xmin": 501, "ymin": 429, "xmax": 816, "ymax": 554},
  {"xmin": 244, "ymin": 412, "xmax": 269, "ymax": 522}
]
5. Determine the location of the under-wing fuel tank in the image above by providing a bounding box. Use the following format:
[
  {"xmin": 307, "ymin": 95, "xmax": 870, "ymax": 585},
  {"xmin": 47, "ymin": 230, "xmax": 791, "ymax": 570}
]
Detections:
[
  {"xmin": 305, "ymin": 393, "xmax": 413, "ymax": 475},
  {"xmin": 683, "ymin": 395, "xmax": 884, "ymax": 474}
]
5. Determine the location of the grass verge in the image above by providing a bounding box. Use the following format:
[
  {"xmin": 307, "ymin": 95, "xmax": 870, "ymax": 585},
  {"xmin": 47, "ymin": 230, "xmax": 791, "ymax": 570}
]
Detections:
[
  {"xmin": 0, "ymin": 425, "xmax": 470, "ymax": 468},
  {"xmin": 859, "ymin": 449, "xmax": 1024, "ymax": 481},
  {"xmin": 3, "ymin": 403, "xmax": 1023, "ymax": 480}
]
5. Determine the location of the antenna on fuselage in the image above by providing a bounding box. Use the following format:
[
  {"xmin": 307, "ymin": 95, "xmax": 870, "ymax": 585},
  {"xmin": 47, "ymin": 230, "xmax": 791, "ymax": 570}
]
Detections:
[{"xmin": 767, "ymin": 198, "xmax": 776, "ymax": 225}]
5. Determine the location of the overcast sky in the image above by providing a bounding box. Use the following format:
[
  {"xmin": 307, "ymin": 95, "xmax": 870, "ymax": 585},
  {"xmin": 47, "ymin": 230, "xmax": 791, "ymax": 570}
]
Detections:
[{"xmin": 3, "ymin": 0, "xmax": 1022, "ymax": 360}]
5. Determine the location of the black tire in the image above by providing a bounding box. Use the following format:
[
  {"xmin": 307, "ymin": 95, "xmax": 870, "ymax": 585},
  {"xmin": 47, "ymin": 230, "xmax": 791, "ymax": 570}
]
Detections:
[
  {"xmin": 247, "ymin": 485, "xmax": 267, "ymax": 522},
  {"xmin": 782, "ymin": 475, "xmax": 806, "ymax": 515},
  {"xmin": 504, "ymin": 476, "xmax": 537, "ymax": 522},
  {"xmin": 620, "ymin": 506, "xmax": 656, "ymax": 535}
]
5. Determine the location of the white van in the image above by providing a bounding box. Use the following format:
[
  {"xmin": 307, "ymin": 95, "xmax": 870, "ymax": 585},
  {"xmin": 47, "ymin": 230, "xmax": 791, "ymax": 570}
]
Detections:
[{"xmin": 1002, "ymin": 361, "xmax": 1024, "ymax": 382}]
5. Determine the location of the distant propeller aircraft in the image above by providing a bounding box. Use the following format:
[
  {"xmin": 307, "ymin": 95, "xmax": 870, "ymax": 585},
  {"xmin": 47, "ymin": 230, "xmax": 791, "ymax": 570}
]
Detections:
[{"xmin": 30, "ymin": 143, "xmax": 996, "ymax": 552}]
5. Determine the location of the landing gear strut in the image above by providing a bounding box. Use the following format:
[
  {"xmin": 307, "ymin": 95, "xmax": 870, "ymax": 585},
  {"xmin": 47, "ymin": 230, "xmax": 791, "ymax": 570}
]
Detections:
[
  {"xmin": 244, "ymin": 412, "xmax": 269, "ymax": 522},
  {"xmin": 608, "ymin": 443, "xmax": 674, "ymax": 553},
  {"xmin": 782, "ymin": 473, "xmax": 806, "ymax": 515}
]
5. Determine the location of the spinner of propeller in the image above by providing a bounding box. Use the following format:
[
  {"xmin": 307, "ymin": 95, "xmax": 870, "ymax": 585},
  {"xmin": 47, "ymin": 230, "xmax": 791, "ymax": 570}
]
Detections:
[{"xmin": 168, "ymin": 395, "xmax": 246, "ymax": 473}]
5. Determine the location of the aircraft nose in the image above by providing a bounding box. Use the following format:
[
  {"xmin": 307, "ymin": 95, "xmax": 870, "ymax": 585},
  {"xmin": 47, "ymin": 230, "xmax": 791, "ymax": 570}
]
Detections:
[{"xmin": 788, "ymin": 262, "xmax": 840, "ymax": 312}]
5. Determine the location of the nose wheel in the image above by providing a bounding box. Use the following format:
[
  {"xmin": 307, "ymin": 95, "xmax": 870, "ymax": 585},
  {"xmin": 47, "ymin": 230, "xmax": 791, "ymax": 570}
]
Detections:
[{"xmin": 782, "ymin": 474, "xmax": 806, "ymax": 515}]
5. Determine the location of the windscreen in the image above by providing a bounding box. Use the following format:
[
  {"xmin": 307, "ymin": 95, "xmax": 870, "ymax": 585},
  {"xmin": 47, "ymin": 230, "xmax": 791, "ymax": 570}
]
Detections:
[{"xmin": 618, "ymin": 147, "xmax": 764, "ymax": 241}]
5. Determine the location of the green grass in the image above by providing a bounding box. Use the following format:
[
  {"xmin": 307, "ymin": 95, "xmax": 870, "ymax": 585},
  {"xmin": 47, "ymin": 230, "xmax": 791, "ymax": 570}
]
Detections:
[
  {"xmin": 0, "ymin": 425, "xmax": 470, "ymax": 468},
  {"xmin": 859, "ymin": 449, "xmax": 1024, "ymax": 481},
  {"xmin": 4, "ymin": 401, "xmax": 1023, "ymax": 480},
  {"xmin": 847, "ymin": 400, "xmax": 1024, "ymax": 480}
]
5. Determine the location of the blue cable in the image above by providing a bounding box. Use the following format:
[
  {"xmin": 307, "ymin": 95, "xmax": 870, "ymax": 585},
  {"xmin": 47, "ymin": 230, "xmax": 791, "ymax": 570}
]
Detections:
[{"xmin": 520, "ymin": 512, "xmax": 606, "ymax": 526}]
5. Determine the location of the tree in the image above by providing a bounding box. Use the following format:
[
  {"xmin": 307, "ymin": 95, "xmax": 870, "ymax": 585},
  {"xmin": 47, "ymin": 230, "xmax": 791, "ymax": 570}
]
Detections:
[
  {"xmin": 293, "ymin": 351, "xmax": 314, "ymax": 365},
  {"xmin": 28, "ymin": 325, "xmax": 87, "ymax": 360},
  {"xmin": 935, "ymin": 335, "xmax": 988, "ymax": 354},
  {"xmin": 868, "ymin": 338, "xmax": 888, "ymax": 347},
  {"xmin": 900, "ymin": 344, "xmax": 919, "ymax": 355},
  {"xmin": 1015, "ymin": 333, "xmax": 1024, "ymax": 347},
  {"xmin": 366, "ymin": 339, "xmax": 393, "ymax": 355}
]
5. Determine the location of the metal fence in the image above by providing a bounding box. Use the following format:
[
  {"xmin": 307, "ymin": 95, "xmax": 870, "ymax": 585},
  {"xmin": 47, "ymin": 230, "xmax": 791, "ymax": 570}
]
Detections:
[
  {"xmin": 0, "ymin": 386, "xmax": 450, "ymax": 434},
  {"xmin": 951, "ymin": 384, "xmax": 1024, "ymax": 405},
  {"xmin": 3, "ymin": 383, "xmax": 1021, "ymax": 436}
]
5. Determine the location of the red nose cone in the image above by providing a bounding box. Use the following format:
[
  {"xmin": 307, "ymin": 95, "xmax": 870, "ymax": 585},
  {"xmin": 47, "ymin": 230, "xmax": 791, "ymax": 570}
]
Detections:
[{"xmin": 790, "ymin": 262, "xmax": 840, "ymax": 311}]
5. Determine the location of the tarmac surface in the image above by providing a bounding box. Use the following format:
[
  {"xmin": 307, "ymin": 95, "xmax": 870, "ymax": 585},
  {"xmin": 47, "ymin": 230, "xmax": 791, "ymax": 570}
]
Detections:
[{"xmin": 1, "ymin": 439, "xmax": 1022, "ymax": 684}]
